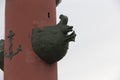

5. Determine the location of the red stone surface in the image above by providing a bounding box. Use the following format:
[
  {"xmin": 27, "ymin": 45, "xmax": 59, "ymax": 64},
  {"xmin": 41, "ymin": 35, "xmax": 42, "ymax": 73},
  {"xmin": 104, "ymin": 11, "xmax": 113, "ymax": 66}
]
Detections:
[{"xmin": 4, "ymin": 0, "xmax": 57, "ymax": 80}]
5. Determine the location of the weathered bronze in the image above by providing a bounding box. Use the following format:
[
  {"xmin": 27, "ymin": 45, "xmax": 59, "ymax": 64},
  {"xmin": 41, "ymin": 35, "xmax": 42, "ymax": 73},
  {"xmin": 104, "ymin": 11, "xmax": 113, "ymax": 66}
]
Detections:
[
  {"xmin": 0, "ymin": 0, "xmax": 61, "ymax": 72},
  {"xmin": 0, "ymin": 39, "xmax": 4, "ymax": 71},
  {"xmin": 4, "ymin": 31, "xmax": 22, "ymax": 60},
  {"xmin": 31, "ymin": 14, "xmax": 76, "ymax": 64},
  {"xmin": 56, "ymin": 0, "xmax": 62, "ymax": 6}
]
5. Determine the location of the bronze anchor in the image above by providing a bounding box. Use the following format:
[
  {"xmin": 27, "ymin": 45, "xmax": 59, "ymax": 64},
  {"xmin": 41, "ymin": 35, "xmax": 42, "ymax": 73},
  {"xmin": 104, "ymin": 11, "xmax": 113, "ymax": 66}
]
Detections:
[{"xmin": 5, "ymin": 31, "xmax": 22, "ymax": 60}]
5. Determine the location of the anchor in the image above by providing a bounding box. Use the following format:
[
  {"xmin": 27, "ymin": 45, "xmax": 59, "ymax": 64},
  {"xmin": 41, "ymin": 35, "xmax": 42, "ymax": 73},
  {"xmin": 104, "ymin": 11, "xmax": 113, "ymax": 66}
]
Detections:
[{"xmin": 5, "ymin": 30, "xmax": 22, "ymax": 60}]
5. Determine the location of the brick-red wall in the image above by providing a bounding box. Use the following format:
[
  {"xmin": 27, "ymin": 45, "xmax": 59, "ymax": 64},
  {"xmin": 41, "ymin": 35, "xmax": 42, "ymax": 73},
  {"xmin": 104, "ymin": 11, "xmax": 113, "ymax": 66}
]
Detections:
[{"xmin": 4, "ymin": 0, "xmax": 57, "ymax": 80}]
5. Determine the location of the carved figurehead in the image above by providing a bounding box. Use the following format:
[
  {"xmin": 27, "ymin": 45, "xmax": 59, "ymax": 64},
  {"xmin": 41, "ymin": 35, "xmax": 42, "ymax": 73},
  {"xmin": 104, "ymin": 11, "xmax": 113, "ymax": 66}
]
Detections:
[
  {"xmin": 31, "ymin": 14, "xmax": 76, "ymax": 64},
  {"xmin": 0, "ymin": 1, "xmax": 72, "ymax": 71}
]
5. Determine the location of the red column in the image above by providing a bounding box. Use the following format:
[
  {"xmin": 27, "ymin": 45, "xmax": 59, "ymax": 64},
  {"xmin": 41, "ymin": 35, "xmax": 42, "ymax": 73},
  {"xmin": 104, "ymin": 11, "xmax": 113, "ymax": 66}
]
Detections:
[{"xmin": 4, "ymin": 0, "xmax": 57, "ymax": 80}]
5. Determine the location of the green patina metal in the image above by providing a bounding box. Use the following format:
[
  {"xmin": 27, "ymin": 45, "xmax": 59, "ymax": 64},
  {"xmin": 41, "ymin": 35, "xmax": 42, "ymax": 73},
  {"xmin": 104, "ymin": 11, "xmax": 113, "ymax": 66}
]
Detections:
[
  {"xmin": 4, "ymin": 31, "xmax": 22, "ymax": 60},
  {"xmin": 56, "ymin": 0, "xmax": 62, "ymax": 6},
  {"xmin": 0, "ymin": 39, "xmax": 4, "ymax": 71},
  {"xmin": 31, "ymin": 14, "xmax": 76, "ymax": 64},
  {"xmin": 0, "ymin": 14, "xmax": 76, "ymax": 71},
  {"xmin": 0, "ymin": 31, "xmax": 22, "ymax": 71}
]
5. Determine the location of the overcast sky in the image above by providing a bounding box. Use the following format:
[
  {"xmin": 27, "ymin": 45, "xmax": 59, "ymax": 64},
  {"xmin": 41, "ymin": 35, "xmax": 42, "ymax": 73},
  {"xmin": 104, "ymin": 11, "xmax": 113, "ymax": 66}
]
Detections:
[{"xmin": 1, "ymin": 0, "xmax": 120, "ymax": 80}]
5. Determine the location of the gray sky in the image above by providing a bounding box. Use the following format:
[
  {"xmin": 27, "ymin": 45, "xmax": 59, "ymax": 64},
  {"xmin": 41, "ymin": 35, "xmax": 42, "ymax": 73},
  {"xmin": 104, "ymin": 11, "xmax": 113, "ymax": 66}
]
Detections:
[{"xmin": 1, "ymin": 0, "xmax": 120, "ymax": 80}]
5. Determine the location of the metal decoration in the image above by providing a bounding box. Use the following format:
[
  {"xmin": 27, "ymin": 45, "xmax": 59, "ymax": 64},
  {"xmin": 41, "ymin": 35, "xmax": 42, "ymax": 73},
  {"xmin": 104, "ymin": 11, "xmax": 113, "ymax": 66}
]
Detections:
[
  {"xmin": 31, "ymin": 14, "xmax": 76, "ymax": 64},
  {"xmin": 5, "ymin": 31, "xmax": 22, "ymax": 60},
  {"xmin": 56, "ymin": 0, "xmax": 62, "ymax": 6},
  {"xmin": 0, "ymin": 39, "xmax": 4, "ymax": 71}
]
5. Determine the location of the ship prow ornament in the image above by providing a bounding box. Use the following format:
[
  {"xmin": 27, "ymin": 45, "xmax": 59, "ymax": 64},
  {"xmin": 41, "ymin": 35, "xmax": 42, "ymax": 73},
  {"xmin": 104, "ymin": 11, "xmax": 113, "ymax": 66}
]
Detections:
[
  {"xmin": 31, "ymin": 14, "xmax": 76, "ymax": 64},
  {"xmin": 2, "ymin": 1, "xmax": 76, "ymax": 80},
  {"xmin": 0, "ymin": 0, "xmax": 63, "ymax": 71},
  {"xmin": 0, "ymin": 1, "xmax": 76, "ymax": 73}
]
